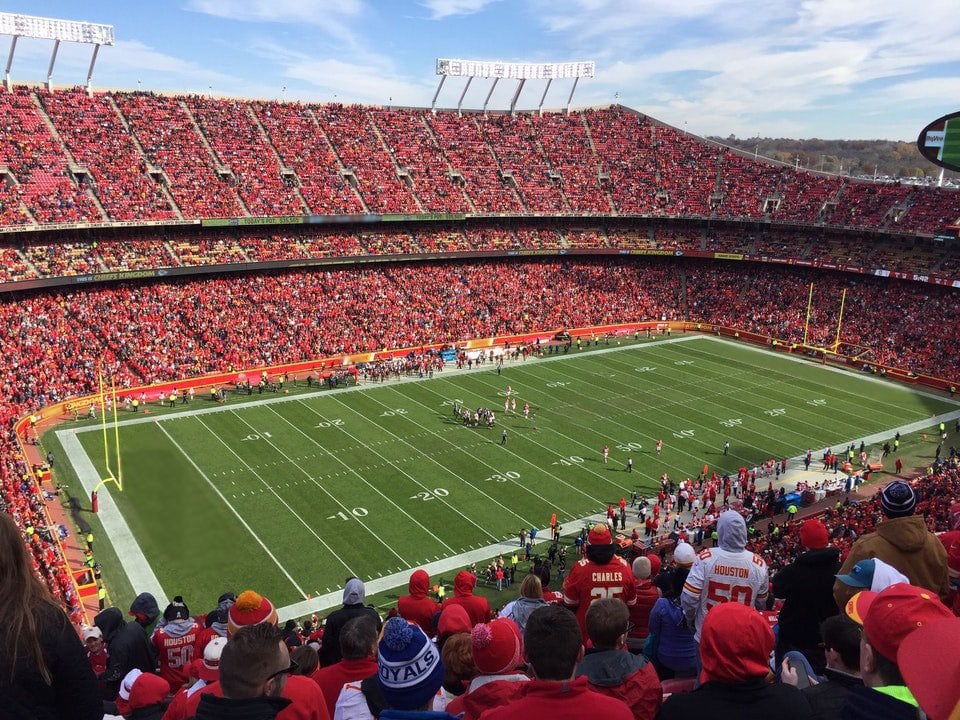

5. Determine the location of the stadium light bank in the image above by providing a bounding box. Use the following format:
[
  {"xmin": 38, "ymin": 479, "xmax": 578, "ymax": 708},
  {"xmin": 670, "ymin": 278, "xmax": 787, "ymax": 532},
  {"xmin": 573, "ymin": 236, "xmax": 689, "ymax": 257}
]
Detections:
[
  {"xmin": 432, "ymin": 58, "xmax": 595, "ymax": 116},
  {"xmin": 1, "ymin": 12, "xmax": 114, "ymax": 93}
]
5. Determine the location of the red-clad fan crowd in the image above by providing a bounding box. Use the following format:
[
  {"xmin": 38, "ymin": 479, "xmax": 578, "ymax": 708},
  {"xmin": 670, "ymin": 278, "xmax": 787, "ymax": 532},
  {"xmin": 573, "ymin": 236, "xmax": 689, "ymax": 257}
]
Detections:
[
  {"xmin": 3, "ymin": 84, "xmax": 960, "ymax": 720},
  {"xmin": 0, "ymin": 88, "xmax": 957, "ymax": 231}
]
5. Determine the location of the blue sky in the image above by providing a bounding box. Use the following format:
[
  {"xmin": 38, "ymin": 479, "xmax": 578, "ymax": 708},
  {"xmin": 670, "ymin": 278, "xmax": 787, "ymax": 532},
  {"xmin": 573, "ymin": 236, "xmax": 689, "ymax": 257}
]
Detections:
[{"xmin": 4, "ymin": 1, "xmax": 959, "ymax": 140}]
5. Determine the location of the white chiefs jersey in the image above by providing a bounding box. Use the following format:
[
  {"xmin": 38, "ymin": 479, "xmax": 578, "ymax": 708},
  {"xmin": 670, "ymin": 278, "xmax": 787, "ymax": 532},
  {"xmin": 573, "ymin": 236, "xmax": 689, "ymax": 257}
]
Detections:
[{"xmin": 681, "ymin": 546, "xmax": 769, "ymax": 641}]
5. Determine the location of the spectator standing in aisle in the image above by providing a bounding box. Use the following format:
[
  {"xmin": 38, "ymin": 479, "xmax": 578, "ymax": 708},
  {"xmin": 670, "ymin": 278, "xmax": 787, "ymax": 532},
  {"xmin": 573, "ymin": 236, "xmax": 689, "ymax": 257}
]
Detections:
[
  {"xmin": 101, "ymin": 592, "xmax": 160, "ymax": 701},
  {"xmin": 397, "ymin": 569, "xmax": 441, "ymax": 637},
  {"xmin": 320, "ymin": 578, "xmax": 382, "ymax": 667},
  {"xmin": 772, "ymin": 519, "xmax": 840, "ymax": 673}
]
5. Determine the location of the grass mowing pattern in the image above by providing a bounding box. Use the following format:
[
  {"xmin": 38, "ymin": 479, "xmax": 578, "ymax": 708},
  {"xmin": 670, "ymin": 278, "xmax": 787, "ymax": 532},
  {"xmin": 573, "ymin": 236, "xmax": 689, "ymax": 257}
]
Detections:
[{"xmin": 71, "ymin": 337, "xmax": 954, "ymax": 610}]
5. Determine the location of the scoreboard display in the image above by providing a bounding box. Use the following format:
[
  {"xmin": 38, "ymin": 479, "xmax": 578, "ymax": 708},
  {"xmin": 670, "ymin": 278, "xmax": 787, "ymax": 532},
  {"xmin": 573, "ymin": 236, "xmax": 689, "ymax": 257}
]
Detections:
[{"xmin": 918, "ymin": 111, "xmax": 960, "ymax": 172}]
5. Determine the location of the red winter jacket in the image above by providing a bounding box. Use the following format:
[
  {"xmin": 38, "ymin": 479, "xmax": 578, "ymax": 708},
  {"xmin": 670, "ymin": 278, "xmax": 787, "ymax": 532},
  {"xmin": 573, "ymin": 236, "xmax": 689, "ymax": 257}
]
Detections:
[
  {"xmin": 310, "ymin": 656, "xmax": 378, "ymax": 719},
  {"xmin": 481, "ymin": 677, "xmax": 634, "ymax": 720},
  {"xmin": 442, "ymin": 571, "xmax": 492, "ymax": 628},
  {"xmin": 179, "ymin": 674, "xmax": 329, "ymax": 720},
  {"xmin": 397, "ymin": 569, "xmax": 441, "ymax": 636},
  {"xmin": 445, "ymin": 675, "xmax": 530, "ymax": 720},
  {"xmin": 628, "ymin": 580, "xmax": 660, "ymax": 640},
  {"xmin": 575, "ymin": 649, "xmax": 662, "ymax": 720}
]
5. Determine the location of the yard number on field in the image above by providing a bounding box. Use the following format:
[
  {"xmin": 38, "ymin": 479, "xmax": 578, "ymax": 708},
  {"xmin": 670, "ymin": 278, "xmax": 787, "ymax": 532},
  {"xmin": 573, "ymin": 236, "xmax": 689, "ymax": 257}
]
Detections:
[
  {"xmin": 674, "ymin": 360, "xmax": 695, "ymax": 366},
  {"xmin": 552, "ymin": 456, "xmax": 584, "ymax": 466},
  {"xmin": 807, "ymin": 399, "xmax": 827, "ymax": 407},
  {"xmin": 328, "ymin": 507, "xmax": 368, "ymax": 521},
  {"xmin": 546, "ymin": 381, "xmax": 570, "ymax": 388},
  {"xmin": 635, "ymin": 366, "xmax": 656, "ymax": 373},
  {"xmin": 411, "ymin": 488, "xmax": 449, "ymax": 501},
  {"xmin": 672, "ymin": 429, "xmax": 695, "ymax": 439},
  {"xmin": 765, "ymin": 408, "xmax": 787, "ymax": 417},
  {"xmin": 380, "ymin": 408, "xmax": 408, "ymax": 417},
  {"xmin": 720, "ymin": 418, "xmax": 742, "ymax": 428},
  {"xmin": 314, "ymin": 418, "xmax": 344, "ymax": 428},
  {"xmin": 483, "ymin": 471, "xmax": 520, "ymax": 483},
  {"xmin": 241, "ymin": 431, "xmax": 273, "ymax": 441},
  {"xmin": 617, "ymin": 442, "xmax": 643, "ymax": 452}
]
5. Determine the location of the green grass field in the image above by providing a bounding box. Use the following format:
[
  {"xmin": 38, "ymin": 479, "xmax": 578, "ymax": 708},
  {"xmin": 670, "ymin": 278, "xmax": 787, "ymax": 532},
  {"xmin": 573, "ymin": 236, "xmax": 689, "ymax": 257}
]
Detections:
[{"xmin": 50, "ymin": 336, "xmax": 958, "ymax": 617}]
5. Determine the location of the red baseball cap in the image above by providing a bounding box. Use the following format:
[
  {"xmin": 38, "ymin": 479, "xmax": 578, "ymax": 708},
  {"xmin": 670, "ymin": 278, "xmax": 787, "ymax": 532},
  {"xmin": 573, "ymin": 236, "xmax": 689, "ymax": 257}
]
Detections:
[
  {"xmin": 897, "ymin": 617, "xmax": 960, "ymax": 720},
  {"xmin": 845, "ymin": 583, "xmax": 953, "ymax": 661}
]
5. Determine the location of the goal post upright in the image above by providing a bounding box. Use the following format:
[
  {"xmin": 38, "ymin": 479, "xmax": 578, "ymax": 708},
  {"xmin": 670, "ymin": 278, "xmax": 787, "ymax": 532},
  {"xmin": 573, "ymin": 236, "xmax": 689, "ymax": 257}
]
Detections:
[
  {"xmin": 832, "ymin": 288, "xmax": 848, "ymax": 353},
  {"xmin": 802, "ymin": 282, "xmax": 814, "ymax": 346}
]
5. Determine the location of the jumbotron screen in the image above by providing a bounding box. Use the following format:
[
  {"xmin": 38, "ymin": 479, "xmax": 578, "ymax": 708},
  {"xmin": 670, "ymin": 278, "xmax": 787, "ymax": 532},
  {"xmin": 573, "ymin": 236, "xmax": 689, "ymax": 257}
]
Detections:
[{"xmin": 918, "ymin": 111, "xmax": 960, "ymax": 172}]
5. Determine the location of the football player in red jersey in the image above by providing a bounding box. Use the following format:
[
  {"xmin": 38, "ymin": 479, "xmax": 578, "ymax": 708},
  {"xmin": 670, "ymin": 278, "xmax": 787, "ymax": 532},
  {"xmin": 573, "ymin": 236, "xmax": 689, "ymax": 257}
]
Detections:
[{"xmin": 562, "ymin": 524, "xmax": 637, "ymax": 641}]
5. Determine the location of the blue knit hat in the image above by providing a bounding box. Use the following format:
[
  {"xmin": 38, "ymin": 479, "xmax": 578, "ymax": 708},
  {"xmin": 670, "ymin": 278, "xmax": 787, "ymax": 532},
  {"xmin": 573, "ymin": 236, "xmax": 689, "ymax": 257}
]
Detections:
[
  {"xmin": 377, "ymin": 617, "xmax": 443, "ymax": 710},
  {"xmin": 880, "ymin": 481, "xmax": 916, "ymax": 518}
]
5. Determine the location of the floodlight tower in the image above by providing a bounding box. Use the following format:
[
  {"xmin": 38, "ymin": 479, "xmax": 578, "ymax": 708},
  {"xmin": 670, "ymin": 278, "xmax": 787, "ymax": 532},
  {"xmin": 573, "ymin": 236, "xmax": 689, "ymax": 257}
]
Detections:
[
  {"xmin": 1, "ymin": 12, "xmax": 115, "ymax": 93},
  {"xmin": 432, "ymin": 58, "xmax": 595, "ymax": 116}
]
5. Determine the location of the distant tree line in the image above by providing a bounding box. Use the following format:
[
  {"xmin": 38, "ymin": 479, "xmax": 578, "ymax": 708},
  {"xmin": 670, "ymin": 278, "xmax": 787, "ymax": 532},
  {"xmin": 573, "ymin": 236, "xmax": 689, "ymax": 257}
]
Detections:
[{"xmin": 709, "ymin": 136, "xmax": 959, "ymax": 181}]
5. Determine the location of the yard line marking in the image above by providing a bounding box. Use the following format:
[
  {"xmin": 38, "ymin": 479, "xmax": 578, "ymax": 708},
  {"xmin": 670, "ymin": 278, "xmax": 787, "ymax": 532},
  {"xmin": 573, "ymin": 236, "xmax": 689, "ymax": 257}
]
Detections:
[
  {"xmin": 676, "ymin": 339, "xmax": 955, "ymax": 419},
  {"xmin": 601, "ymin": 346, "xmax": 878, "ymax": 438},
  {"xmin": 71, "ymin": 336, "xmax": 702, "ymax": 435},
  {"xmin": 274, "ymin": 508, "xmax": 614, "ymax": 620},
  {"xmin": 155, "ymin": 421, "xmax": 309, "ymax": 599},
  {"xmin": 262, "ymin": 404, "xmax": 459, "ymax": 553},
  {"xmin": 194, "ymin": 415, "xmax": 357, "ymax": 576},
  {"xmin": 227, "ymin": 411, "xmax": 409, "ymax": 565},
  {"xmin": 505, "ymin": 361, "xmax": 765, "ymax": 469},
  {"xmin": 468, "ymin": 372, "xmax": 658, "ymax": 493},
  {"xmin": 57, "ymin": 429, "xmax": 168, "ymax": 607},
  {"xmin": 595, "ymin": 352, "xmax": 831, "ymax": 446},
  {"xmin": 326, "ymin": 394, "xmax": 535, "ymax": 530},
  {"xmin": 396, "ymin": 384, "xmax": 607, "ymax": 509}
]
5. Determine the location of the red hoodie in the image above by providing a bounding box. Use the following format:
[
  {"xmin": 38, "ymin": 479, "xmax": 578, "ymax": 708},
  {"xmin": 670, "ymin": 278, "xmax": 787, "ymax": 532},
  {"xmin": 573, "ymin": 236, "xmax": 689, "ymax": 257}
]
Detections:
[
  {"xmin": 397, "ymin": 569, "xmax": 441, "ymax": 635},
  {"xmin": 442, "ymin": 571, "xmax": 492, "ymax": 628}
]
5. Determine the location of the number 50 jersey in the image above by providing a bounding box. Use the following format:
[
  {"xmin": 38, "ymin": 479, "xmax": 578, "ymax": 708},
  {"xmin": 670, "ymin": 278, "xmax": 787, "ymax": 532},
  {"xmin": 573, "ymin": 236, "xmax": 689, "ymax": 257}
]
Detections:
[{"xmin": 681, "ymin": 511, "xmax": 769, "ymax": 641}]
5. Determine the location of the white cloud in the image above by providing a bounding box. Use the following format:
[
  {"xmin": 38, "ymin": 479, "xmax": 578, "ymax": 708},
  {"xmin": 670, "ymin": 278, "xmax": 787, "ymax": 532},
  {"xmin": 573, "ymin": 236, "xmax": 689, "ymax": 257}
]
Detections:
[
  {"xmin": 419, "ymin": 0, "xmax": 502, "ymax": 19},
  {"xmin": 185, "ymin": 0, "xmax": 362, "ymax": 23}
]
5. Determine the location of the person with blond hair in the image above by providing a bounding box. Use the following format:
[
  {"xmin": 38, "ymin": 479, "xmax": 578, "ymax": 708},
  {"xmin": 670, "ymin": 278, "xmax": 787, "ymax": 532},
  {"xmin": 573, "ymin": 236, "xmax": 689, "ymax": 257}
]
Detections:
[{"xmin": 499, "ymin": 574, "xmax": 549, "ymax": 634}]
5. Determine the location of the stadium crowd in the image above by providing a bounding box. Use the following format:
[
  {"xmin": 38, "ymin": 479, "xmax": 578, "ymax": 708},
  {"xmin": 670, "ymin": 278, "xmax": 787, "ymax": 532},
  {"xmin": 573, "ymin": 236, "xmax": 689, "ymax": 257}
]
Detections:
[
  {"xmin": 0, "ymin": 224, "xmax": 958, "ymax": 284},
  {"xmin": 0, "ymin": 89, "xmax": 958, "ymax": 232},
  {"xmin": 2, "ymin": 84, "xmax": 960, "ymax": 720},
  {"xmin": 3, "ymin": 454, "xmax": 959, "ymax": 720}
]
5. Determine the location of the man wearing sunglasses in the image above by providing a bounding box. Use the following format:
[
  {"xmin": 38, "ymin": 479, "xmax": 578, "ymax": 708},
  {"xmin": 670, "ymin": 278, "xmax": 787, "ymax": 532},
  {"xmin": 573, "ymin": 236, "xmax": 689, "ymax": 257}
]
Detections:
[{"xmin": 191, "ymin": 623, "xmax": 294, "ymax": 719}]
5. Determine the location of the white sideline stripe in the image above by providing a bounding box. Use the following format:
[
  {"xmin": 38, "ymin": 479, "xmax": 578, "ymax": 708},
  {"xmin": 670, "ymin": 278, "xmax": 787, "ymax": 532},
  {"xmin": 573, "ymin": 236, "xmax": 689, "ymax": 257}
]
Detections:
[
  {"xmin": 156, "ymin": 421, "xmax": 310, "ymax": 598},
  {"xmin": 275, "ymin": 513, "xmax": 610, "ymax": 620},
  {"xmin": 57, "ymin": 429, "xmax": 168, "ymax": 607},
  {"xmin": 71, "ymin": 335, "xmax": 702, "ymax": 434}
]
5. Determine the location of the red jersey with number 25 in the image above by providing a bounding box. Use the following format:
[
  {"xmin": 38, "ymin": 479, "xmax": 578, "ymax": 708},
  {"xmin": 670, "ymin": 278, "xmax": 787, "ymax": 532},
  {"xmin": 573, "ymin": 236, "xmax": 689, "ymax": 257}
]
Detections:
[
  {"xmin": 681, "ymin": 546, "xmax": 769, "ymax": 642},
  {"xmin": 562, "ymin": 555, "xmax": 637, "ymax": 640}
]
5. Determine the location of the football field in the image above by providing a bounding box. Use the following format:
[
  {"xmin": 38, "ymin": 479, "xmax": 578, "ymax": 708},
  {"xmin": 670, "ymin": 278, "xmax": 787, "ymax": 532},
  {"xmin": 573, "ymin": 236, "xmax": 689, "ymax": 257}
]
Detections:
[{"xmin": 54, "ymin": 336, "xmax": 959, "ymax": 617}]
